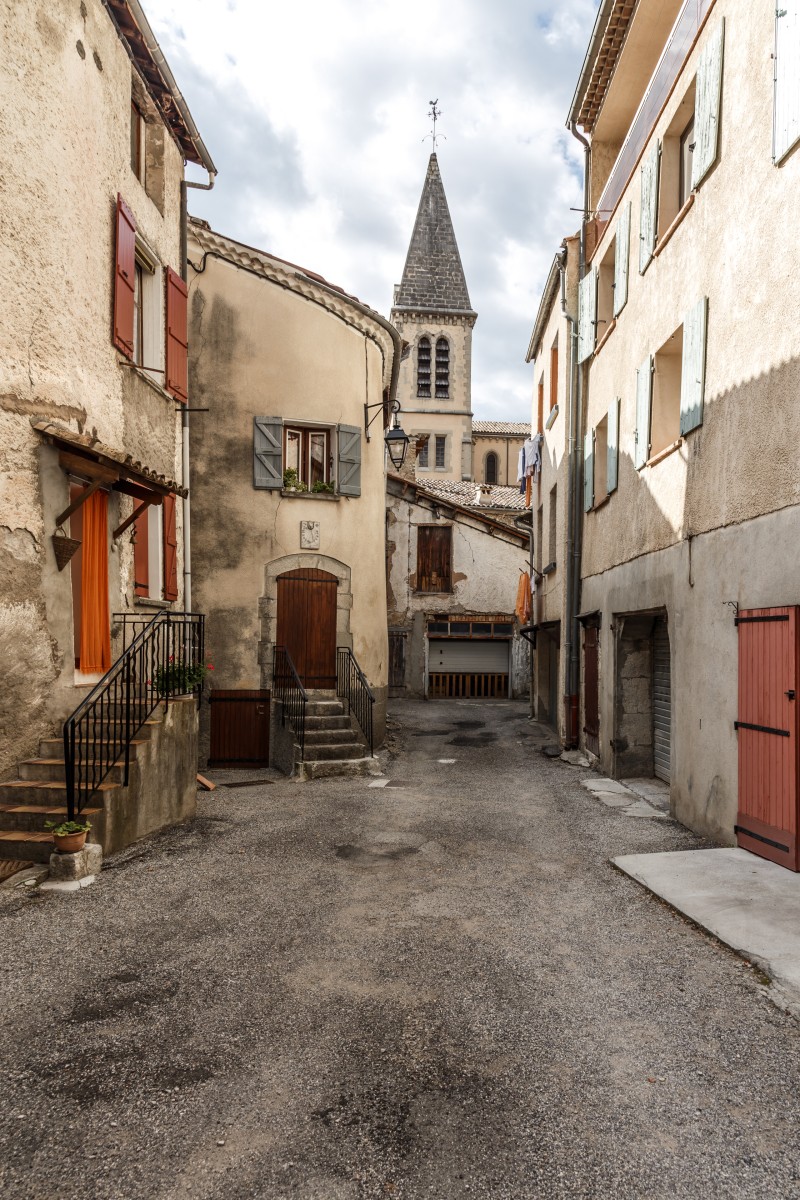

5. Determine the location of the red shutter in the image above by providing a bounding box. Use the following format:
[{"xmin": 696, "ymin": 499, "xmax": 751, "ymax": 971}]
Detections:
[
  {"xmin": 163, "ymin": 493, "xmax": 179, "ymax": 602},
  {"xmin": 165, "ymin": 267, "xmax": 188, "ymax": 402},
  {"xmin": 134, "ymin": 509, "xmax": 149, "ymax": 597},
  {"xmin": 113, "ymin": 194, "xmax": 136, "ymax": 358}
]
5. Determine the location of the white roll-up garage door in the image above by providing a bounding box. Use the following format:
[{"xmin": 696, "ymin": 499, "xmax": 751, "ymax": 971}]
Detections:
[
  {"xmin": 428, "ymin": 639, "xmax": 510, "ymax": 673},
  {"xmin": 653, "ymin": 619, "xmax": 671, "ymax": 783}
]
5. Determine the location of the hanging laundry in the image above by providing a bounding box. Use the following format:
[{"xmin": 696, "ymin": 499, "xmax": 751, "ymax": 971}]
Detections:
[
  {"xmin": 525, "ymin": 475, "xmax": 533, "ymax": 508},
  {"xmin": 515, "ymin": 571, "xmax": 532, "ymax": 624}
]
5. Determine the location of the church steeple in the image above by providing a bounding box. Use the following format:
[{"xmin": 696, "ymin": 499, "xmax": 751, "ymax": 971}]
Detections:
[{"xmin": 393, "ymin": 154, "xmax": 475, "ymax": 315}]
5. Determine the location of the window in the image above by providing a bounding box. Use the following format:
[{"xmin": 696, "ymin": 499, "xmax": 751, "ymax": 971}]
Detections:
[
  {"xmin": 284, "ymin": 427, "xmax": 331, "ymax": 487},
  {"xmin": 131, "ymin": 243, "xmax": 162, "ymax": 381},
  {"xmin": 435, "ymin": 338, "xmax": 450, "ymax": 398},
  {"xmin": 133, "ymin": 261, "xmax": 145, "ymax": 366},
  {"xmin": 133, "ymin": 495, "xmax": 177, "ymax": 602},
  {"xmin": 434, "ymin": 435, "xmax": 446, "ymax": 469},
  {"xmin": 596, "ymin": 237, "xmax": 616, "ymax": 338},
  {"xmin": 418, "ymin": 435, "xmax": 429, "ymax": 468},
  {"xmin": 650, "ymin": 326, "xmax": 684, "ymax": 458},
  {"xmin": 658, "ymin": 83, "xmax": 696, "ymax": 237},
  {"xmin": 485, "ymin": 452, "xmax": 498, "ymax": 484},
  {"xmin": 679, "ymin": 116, "xmax": 695, "ymax": 209},
  {"xmin": 774, "ymin": 5, "xmax": 800, "ymax": 162},
  {"xmin": 417, "ymin": 337, "xmax": 431, "ymax": 397},
  {"xmin": 594, "ymin": 417, "xmax": 609, "ymax": 503},
  {"xmin": 536, "ymin": 505, "xmax": 543, "ymax": 574},
  {"xmin": 416, "ymin": 525, "xmax": 452, "ymax": 593},
  {"xmin": 131, "ymin": 101, "xmax": 145, "ymax": 183},
  {"xmin": 549, "ymin": 339, "xmax": 558, "ymax": 415},
  {"xmin": 548, "ymin": 484, "xmax": 557, "ymax": 567},
  {"xmin": 537, "ymin": 376, "xmax": 544, "ymax": 434}
]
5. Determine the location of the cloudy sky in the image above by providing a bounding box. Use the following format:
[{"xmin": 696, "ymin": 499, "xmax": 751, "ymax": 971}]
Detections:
[{"xmin": 145, "ymin": 0, "xmax": 597, "ymax": 421}]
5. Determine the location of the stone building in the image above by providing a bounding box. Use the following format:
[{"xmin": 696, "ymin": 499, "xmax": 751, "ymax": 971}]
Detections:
[
  {"xmin": 0, "ymin": 0, "xmax": 213, "ymax": 866},
  {"xmin": 563, "ymin": 0, "xmax": 800, "ymax": 865},
  {"xmin": 391, "ymin": 154, "xmax": 477, "ymax": 482},
  {"xmin": 472, "ymin": 421, "xmax": 530, "ymax": 486},
  {"xmin": 187, "ymin": 219, "xmax": 400, "ymax": 776}
]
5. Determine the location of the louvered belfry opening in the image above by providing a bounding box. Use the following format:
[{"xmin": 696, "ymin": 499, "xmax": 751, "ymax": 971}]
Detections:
[
  {"xmin": 435, "ymin": 337, "xmax": 450, "ymax": 398},
  {"xmin": 417, "ymin": 337, "xmax": 431, "ymax": 397}
]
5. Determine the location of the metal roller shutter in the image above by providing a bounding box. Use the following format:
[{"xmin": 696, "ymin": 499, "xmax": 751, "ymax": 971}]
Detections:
[
  {"xmin": 653, "ymin": 619, "xmax": 671, "ymax": 783},
  {"xmin": 429, "ymin": 639, "xmax": 509, "ymax": 673}
]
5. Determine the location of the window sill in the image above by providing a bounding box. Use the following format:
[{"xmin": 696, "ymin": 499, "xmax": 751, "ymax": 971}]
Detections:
[
  {"xmin": 120, "ymin": 360, "xmax": 174, "ymax": 404},
  {"xmin": 593, "ymin": 318, "xmax": 617, "ymax": 359},
  {"xmin": 545, "ymin": 405, "xmax": 559, "ymax": 431},
  {"xmin": 653, "ymin": 193, "xmax": 695, "ymax": 259},
  {"xmin": 646, "ymin": 437, "xmax": 684, "ymax": 468},
  {"xmin": 542, "ymin": 561, "xmax": 557, "ymax": 576},
  {"xmin": 415, "ymin": 589, "xmax": 453, "ymax": 596},
  {"xmin": 280, "ymin": 489, "xmax": 340, "ymax": 501},
  {"xmin": 590, "ymin": 492, "xmax": 612, "ymax": 513},
  {"xmin": 134, "ymin": 596, "xmax": 173, "ymax": 609}
]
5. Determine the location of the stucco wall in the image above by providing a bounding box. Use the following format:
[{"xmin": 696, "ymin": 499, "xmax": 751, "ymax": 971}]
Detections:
[
  {"xmin": 472, "ymin": 434, "xmax": 526, "ymax": 486},
  {"xmin": 0, "ymin": 0, "xmax": 187, "ymax": 780},
  {"xmin": 188, "ymin": 230, "xmax": 393, "ymax": 758}
]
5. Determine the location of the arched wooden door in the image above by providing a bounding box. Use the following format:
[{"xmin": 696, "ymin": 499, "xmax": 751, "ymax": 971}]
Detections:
[{"xmin": 276, "ymin": 568, "xmax": 338, "ymax": 688}]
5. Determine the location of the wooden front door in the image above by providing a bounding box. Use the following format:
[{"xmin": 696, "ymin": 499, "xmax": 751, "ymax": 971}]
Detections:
[
  {"xmin": 209, "ymin": 690, "xmax": 270, "ymax": 765},
  {"xmin": 276, "ymin": 568, "xmax": 338, "ymax": 689},
  {"xmin": 736, "ymin": 607, "xmax": 800, "ymax": 870},
  {"xmin": 583, "ymin": 624, "xmax": 600, "ymax": 757}
]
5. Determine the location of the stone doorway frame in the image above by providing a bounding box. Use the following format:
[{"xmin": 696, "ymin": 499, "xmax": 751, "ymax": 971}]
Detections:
[{"xmin": 259, "ymin": 553, "xmax": 352, "ymax": 689}]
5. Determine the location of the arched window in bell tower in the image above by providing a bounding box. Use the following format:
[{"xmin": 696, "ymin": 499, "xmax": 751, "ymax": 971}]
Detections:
[
  {"xmin": 485, "ymin": 452, "xmax": 498, "ymax": 484},
  {"xmin": 417, "ymin": 337, "xmax": 431, "ymax": 397},
  {"xmin": 435, "ymin": 337, "xmax": 450, "ymax": 398}
]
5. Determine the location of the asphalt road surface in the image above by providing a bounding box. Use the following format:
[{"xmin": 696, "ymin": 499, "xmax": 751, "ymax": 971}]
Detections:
[{"xmin": 2, "ymin": 699, "xmax": 800, "ymax": 1199}]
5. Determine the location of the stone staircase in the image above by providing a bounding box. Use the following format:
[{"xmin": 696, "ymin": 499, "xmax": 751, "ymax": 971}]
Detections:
[
  {"xmin": 298, "ymin": 693, "xmax": 379, "ymax": 780},
  {"xmin": 0, "ymin": 709, "xmax": 165, "ymax": 864}
]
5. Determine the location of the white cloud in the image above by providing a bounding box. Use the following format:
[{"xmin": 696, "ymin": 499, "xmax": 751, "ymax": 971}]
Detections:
[{"xmin": 145, "ymin": 0, "xmax": 595, "ymax": 420}]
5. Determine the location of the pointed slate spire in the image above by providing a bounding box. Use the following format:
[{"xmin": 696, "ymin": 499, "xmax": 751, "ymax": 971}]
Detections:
[{"xmin": 394, "ymin": 154, "xmax": 474, "ymax": 314}]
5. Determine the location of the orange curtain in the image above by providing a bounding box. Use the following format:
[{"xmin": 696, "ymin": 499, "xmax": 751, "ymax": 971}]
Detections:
[{"xmin": 80, "ymin": 490, "xmax": 111, "ymax": 674}]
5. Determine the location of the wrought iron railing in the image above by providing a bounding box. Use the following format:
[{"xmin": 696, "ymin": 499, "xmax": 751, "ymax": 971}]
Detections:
[
  {"xmin": 63, "ymin": 611, "xmax": 205, "ymax": 820},
  {"xmin": 273, "ymin": 646, "xmax": 307, "ymax": 761},
  {"xmin": 336, "ymin": 646, "xmax": 375, "ymax": 757}
]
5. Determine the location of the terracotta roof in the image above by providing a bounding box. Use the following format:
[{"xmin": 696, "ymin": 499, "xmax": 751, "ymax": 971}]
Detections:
[
  {"xmin": 420, "ymin": 479, "xmax": 526, "ymax": 511},
  {"xmin": 472, "ymin": 420, "xmax": 530, "ymax": 436},
  {"xmin": 32, "ymin": 420, "xmax": 186, "ymax": 496}
]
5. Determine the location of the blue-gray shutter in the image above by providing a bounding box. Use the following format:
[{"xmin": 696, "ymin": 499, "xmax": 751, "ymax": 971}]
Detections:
[
  {"xmin": 337, "ymin": 424, "xmax": 362, "ymax": 496},
  {"xmin": 774, "ymin": 2, "xmax": 800, "ymax": 163},
  {"xmin": 639, "ymin": 142, "xmax": 660, "ymax": 273},
  {"xmin": 613, "ymin": 203, "xmax": 631, "ymax": 317},
  {"xmin": 634, "ymin": 356, "xmax": 652, "ymax": 469},
  {"xmin": 583, "ymin": 429, "xmax": 594, "ymax": 512},
  {"xmin": 578, "ymin": 267, "xmax": 597, "ymax": 363},
  {"xmin": 680, "ymin": 297, "xmax": 708, "ymax": 436},
  {"xmin": 253, "ymin": 416, "xmax": 283, "ymax": 489},
  {"xmin": 607, "ymin": 397, "xmax": 620, "ymax": 494},
  {"xmin": 692, "ymin": 18, "xmax": 725, "ymax": 188}
]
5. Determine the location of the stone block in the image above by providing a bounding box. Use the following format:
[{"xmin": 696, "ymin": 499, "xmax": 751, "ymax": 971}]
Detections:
[
  {"xmin": 619, "ymin": 651, "xmax": 650, "ymax": 680},
  {"xmin": 48, "ymin": 842, "xmax": 103, "ymax": 881}
]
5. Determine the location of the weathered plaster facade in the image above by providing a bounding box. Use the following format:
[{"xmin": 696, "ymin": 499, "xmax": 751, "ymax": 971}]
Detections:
[{"xmin": 188, "ymin": 221, "xmax": 397, "ymax": 759}]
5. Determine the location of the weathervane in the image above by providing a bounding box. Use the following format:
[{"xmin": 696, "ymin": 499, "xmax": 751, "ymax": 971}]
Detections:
[{"xmin": 423, "ymin": 99, "xmax": 446, "ymax": 151}]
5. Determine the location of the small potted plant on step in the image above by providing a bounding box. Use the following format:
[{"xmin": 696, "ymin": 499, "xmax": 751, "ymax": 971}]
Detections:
[
  {"xmin": 154, "ymin": 656, "xmax": 213, "ymax": 697},
  {"xmin": 45, "ymin": 819, "xmax": 91, "ymax": 854}
]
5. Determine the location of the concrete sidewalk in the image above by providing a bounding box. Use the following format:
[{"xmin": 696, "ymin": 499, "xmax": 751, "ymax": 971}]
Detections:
[{"xmin": 614, "ymin": 847, "xmax": 800, "ymax": 1017}]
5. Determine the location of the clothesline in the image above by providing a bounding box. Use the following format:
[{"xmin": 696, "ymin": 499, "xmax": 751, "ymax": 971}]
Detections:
[{"xmin": 517, "ymin": 433, "xmax": 543, "ymax": 509}]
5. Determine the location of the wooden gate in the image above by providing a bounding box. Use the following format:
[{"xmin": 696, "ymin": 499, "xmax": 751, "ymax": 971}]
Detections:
[
  {"xmin": 736, "ymin": 607, "xmax": 800, "ymax": 870},
  {"xmin": 209, "ymin": 690, "xmax": 270, "ymax": 765},
  {"xmin": 583, "ymin": 624, "xmax": 600, "ymax": 756},
  {"xmin": 276, "ymin": 568, "xmax": 338, "ymax": 689}
]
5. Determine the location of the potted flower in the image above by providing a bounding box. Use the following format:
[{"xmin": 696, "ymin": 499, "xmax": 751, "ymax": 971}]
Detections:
[
  {"xmin": 153, "ymin": 657, "xmax": 214, "ymax": 697},
  {"xmin": 311, "ymin": 480, "xmax": 335, "ymax": 494},
  {"xmin": 282, "ymin": 468, "xmax": 308, "ymax": 493},
  {"xmin": 45, "ymin": 819, "xmax": 91, "ymax": 854}
]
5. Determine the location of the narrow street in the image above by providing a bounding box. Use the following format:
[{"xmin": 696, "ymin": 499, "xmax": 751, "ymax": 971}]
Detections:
[{"xmin": 2, "ymin": 700, "xmax": 800, "ymax": 1200}]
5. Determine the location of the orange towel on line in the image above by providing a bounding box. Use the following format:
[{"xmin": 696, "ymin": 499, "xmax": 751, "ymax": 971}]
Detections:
[
  {"xmin": 515, "ymin": 571, "xmax": 531, "ymax": 624},
  {"xmin": 525, "ymin": 475, "xmax": 533, "ymax": 508}
]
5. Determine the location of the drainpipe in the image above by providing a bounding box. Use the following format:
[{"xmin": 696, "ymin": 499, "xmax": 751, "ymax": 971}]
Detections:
[{"xmin": 567, "ymin": 120, "xmax": 591, "ymax": 748}]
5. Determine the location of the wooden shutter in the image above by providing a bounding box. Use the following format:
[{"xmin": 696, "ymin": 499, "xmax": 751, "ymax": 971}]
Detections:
[
  {"xmin": 577, "ymin": 268, "xmax": 597, "ymax": 363},
  {"xmin": 634, "ymin": 355, "xmax": 653, "ymax": 469},
  {"xmin": 417, "ymin": 526, "xmax": 452, "ymax": 592},
  {"xmin": 692, "ymin": 18, "xmax": 725, "ymax": 189},
  {"xmin": 113, "ymin": 194, "xmax": 136, "ymax": 358},
  {"xmin": 680, "ymin": 296, "xmax": 708, "ymax": 436},
  {"xmin": 774, "ymin": 2, "xmax": 800, "ymax": 163},
  {"xmin": 163, "ymin": 493, "xmax": 178, "ymax": 602},
  {"xmin": 134, "ymin": 509, "xmax": 149, "ymax": 597},
  {"xmin": 607, "ymin": 397, "xmax": 620, "ymax": 494},
  {"xmin": 253, "ymin": 417, "xmax": 283, "ymax": 489},
  {"xmin": 613, "ymin": 202, "xmax": 631, "ymax": 316},
  {"xmin": 165, "ymin": 267, "xmax": 188, "ymax": 402},
  {"xmin": 337, "ymin": 424, "xmax": 362, "ymax": 497},
  {"xmin": 583, "ymin": 429, "xmax": 594, "ymax": 512},
  {"xmin": 639, "ymin": 142, "xmax": 660, "ymax": 273}
]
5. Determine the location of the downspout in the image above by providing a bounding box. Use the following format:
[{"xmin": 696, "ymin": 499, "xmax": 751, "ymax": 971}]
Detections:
[
  {"xmin": 567, "ymin": 120, "xmax": 591, "ymax": 747},
  {"xmin": 180, "ymin": 172, "xmax": 216, "ymax": 613}
]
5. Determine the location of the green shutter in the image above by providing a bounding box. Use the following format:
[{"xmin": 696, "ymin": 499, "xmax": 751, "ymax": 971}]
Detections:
[
  {"xmin": 634, "ymin": 357, "xmax": 652, "ymax": 469},
  {"xmin": 774, "ymin": 3, "xmax": 800, "ymax": 163},
  {"xmin": 613, "ymin": 203, "xmax": 631, "ymax": 316},
  {"xmin": 692, "ymin": 18, "xmax": 725, "ymax": 188},
  {"xmin": 680, "ymin": 297, "xmax": 708, "ymax": 436},
  {"xmin": 337, "ymin": 424, "xmax": 362, "ymax": 496},
  {"xmin": 583, "ymin": 429, "xmax": 594, "ymax": 512},
  {"xmin": 607, "ymin": 397, "xmax": 620, "ymax": 494},
  {"xmin": 254, "ymin": 416, "xmax": 283, "ymax": 489},
  {"xmin": 639, "ymin": 142, "xmax": 660, "ymax": 273},
  {"xmin": 578, "ymin": 267, "xmax": 597, "ymax": 363}
]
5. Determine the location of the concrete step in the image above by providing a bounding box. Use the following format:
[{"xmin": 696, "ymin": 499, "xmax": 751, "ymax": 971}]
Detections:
[
  {"xmin": 303, "ymin": 743, "xmax": 365, "ymax": 762},
  {"xmin": 301, "ymin": 757, "xmax": 381, "ymax": 781},
  {"xmin": 0, "ymin": 802, "xmax": 104, "ymax": 833},
  {"xmin": 19, "ymin": 758, "xmax": 128, "ymax": 783},
  {"xmin": 0, "ymin": 831, "xmax": 57, "ymax": 863},
  {"xmin": 305, "ymin": 700, "xmax": 345, "ymax": 717},
  {"xmin": 39, "ymin": 736, "xmax": 150, "ymax": 759},
  {"xmin": 0, "ymin": 780, "xmax": 120, "ymax": 806},
  {"xmin": 304, "ymin": 715, "xmax": 351, "ymax": 731},
  {"xmin": 303, "ymin": 728, "xmax": 359, "ymax": 747}
]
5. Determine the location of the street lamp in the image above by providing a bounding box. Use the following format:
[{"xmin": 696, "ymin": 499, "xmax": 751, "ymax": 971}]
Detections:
[{"xmin": 384, "ymin": 403, "xmax": 410, "ymax": 470}]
